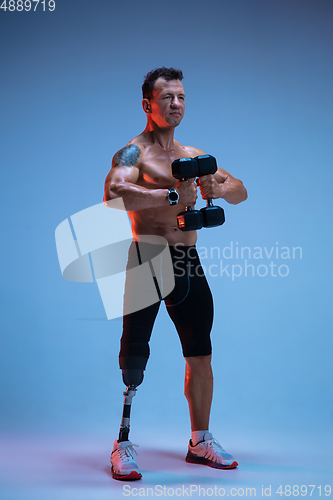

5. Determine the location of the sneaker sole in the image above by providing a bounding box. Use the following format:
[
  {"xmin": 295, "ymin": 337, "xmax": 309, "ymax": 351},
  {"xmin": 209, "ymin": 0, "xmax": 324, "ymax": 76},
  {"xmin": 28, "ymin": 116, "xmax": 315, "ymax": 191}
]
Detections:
[
  {"xmin": 111, "ymin": 467, "xmax": 142, "ymax": 481},
  {"xmin": 186, "ymin": 454, "xmax": 238, "ymax": 469}
]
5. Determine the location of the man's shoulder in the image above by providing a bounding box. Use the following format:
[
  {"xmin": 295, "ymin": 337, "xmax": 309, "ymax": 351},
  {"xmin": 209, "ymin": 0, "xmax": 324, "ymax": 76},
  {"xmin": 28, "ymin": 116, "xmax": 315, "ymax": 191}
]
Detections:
[
  {"xmin": 112, "ymin": 135, "xmax": 147, "ymax": 167},
  {"xmin": 111, "ymin": 142, "xmax": 143, "ymax": 170},
  {"xmin": 180, "ymin": 144, "xmax": 206, "ymax": 157}
]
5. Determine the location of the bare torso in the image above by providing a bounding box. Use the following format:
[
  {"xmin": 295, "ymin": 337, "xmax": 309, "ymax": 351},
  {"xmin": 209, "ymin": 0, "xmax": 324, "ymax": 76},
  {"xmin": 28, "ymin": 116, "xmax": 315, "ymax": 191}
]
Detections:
[{"xmin": 125, "ymin": 133, "xmax": 201, "ymax": 246}]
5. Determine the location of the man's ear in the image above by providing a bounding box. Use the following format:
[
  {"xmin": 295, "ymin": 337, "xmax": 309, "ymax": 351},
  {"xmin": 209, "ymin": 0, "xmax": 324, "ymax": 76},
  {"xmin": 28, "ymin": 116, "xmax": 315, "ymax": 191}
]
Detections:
[{"xmin": 142, "ymin": 99, "xmax": 152, "ymax": 114}]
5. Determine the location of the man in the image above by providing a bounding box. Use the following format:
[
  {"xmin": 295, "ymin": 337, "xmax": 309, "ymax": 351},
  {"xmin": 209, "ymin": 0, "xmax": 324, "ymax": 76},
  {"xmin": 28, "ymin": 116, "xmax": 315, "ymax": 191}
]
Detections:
[{"xmin": 104, "ymin": 67, "xmax": 247, "ymax": 481}]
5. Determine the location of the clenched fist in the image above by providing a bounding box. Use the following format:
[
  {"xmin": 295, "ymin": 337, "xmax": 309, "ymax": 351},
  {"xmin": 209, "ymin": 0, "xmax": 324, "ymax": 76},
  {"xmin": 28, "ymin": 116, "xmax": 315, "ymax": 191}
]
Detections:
[
  {"xmin": 197, "ymin": 174, "xmax": 222, "ymax": 200},
  {"xmin": 175, "ymin": 178, "xmax": 198, "ymax": 207}
]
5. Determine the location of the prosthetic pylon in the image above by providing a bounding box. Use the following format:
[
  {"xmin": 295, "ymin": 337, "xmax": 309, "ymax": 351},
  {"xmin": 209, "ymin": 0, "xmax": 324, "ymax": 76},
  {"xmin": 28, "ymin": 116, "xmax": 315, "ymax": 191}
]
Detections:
[
  {"xmin": 118, "ymin": 385, "xmax": 136, "ymax": 442},
  {"xmin": 118, "ymin": 369, "xmax": 144, "ymax": 442}
]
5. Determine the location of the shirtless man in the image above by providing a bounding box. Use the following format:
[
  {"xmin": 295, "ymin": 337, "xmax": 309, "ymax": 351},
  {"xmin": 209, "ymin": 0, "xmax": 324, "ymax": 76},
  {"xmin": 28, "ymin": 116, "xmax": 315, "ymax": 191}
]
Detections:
[{"xmin": 104, "ymin": 67, "xmax": 247, "ymax": 481}]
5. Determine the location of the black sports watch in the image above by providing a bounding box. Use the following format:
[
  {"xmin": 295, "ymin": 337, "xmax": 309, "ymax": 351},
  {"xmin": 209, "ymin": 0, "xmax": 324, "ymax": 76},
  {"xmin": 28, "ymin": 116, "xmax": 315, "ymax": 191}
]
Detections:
[{"xmin": 167, "ymin": 188, "xmax": 179, "ymax": 206}]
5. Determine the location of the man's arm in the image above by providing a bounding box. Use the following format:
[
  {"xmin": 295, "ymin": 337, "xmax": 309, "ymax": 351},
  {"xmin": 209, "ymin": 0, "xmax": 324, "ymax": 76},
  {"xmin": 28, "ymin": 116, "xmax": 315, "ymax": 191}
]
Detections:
[
  {"xmin": 183, "ymin": 146, "xmax": 247, "ymax": 205},
  {"xmin": 199, "ymin": 168, "xmax": 248, "ymax": 205},
  {"xmin": 103, "ymin": 144, "xmax": 171, "ymax": 211},
  {"xmin": 103, "ymin": 144, "xmax": 197, "ymax": 211}
]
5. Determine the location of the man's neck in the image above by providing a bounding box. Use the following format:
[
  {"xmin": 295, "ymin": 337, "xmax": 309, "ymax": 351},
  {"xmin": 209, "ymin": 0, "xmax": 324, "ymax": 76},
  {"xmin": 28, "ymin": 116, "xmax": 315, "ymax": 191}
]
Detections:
[{"xmin": 143, "ymin": 121, "xmax": 176, "ymax": 150}]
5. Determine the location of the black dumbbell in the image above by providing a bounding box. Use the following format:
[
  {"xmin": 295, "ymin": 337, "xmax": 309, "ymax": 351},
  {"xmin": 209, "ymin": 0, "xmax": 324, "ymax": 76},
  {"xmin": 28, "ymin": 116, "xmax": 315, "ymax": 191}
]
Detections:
[
  {"xmin": 171, "ymin": 157, "xmax": 204, "ymax": 231},
  {"xmin": 195, "ymin": 155, "xmax": 225, "ymax": 228}
]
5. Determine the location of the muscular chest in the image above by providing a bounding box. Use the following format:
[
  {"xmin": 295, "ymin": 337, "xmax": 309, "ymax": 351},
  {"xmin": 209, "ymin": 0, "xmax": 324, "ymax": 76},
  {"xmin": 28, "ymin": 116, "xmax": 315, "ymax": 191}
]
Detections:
[{"xmin": 138, "ymin": 145, "xmax": 192, "ymax": 188}]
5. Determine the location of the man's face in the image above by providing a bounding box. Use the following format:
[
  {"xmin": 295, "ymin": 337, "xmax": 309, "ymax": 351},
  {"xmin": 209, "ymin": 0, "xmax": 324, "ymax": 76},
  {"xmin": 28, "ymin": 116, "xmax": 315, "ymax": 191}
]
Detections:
[{"xmin": 146, "ymin": 77, "xmax": 185, "ymax": 128}]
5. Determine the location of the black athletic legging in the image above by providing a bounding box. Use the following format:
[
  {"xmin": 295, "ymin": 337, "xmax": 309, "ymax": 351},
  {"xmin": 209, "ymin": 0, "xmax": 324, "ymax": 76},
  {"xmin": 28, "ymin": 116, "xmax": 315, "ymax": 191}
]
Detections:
[{"xmin": 119, "ymin": 243, "xmax": 214, "ymax": 370}]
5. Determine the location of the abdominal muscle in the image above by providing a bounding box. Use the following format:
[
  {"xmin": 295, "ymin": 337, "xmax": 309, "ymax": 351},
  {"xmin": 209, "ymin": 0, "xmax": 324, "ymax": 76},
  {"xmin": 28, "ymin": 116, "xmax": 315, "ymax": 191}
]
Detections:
[{"xmin": 128, "ymin": 205, "xmax": 197, "ymax": 246}]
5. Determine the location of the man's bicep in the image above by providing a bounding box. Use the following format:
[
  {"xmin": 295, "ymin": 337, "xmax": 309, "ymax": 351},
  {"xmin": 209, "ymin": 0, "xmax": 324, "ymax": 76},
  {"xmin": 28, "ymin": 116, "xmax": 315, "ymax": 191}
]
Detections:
[
  {"xmin": 104, "ymin": 145, "xmax": 141, "ymax": 201},
  {"xmin": 107, "ymin": 165, "xmax": 140, "ymax": 184}
]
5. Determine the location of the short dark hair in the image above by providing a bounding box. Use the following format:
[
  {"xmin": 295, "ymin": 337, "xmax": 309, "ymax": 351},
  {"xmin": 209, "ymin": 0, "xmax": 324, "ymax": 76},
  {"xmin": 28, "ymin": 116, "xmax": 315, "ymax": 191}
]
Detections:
[{"xmin": 142, "ymin": 67, "xmax": 183, "ymax": 100}]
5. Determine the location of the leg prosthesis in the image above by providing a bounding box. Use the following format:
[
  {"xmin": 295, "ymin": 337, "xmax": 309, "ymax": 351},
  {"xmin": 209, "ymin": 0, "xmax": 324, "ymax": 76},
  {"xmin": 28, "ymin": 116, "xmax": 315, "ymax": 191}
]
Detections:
[
  {"xmin": 111, "ymin": 369, "xmax": 144, "ymax": 481},
  {"xmin": 118, "ymin": 369, "xmax": 144, "ymax": 443}
]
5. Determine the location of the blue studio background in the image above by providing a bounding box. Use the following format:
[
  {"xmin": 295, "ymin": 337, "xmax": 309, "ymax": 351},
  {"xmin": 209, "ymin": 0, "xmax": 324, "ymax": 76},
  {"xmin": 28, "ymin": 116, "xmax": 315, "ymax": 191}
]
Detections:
[{"xmin": 1, "ymin": 0, "xmax": 332, "ymax": 495}]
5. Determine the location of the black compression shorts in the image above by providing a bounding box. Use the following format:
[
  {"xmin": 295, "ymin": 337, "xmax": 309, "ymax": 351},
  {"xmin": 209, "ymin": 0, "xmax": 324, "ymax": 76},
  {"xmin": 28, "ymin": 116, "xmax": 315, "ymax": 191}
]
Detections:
[{"xmin": 119, "ymin": 243, "xmax": 214, "ymax": 370}]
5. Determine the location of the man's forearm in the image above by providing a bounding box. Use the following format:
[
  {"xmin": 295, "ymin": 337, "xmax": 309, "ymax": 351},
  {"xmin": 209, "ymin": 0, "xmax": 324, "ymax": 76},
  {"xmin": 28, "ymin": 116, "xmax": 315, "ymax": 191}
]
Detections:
[
  {"xmin": 220, "ymin": 177, "xmax": 248, "ymax": 205},
  {"xmin": 105, "ymin": 181, "xmax": 170, "ymax": 211}
]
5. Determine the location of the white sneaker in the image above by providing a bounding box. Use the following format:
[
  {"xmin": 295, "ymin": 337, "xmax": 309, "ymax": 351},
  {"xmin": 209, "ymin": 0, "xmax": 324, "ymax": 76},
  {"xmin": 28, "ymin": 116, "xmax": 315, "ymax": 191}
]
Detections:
[
  {"xmin": 186, "ymin": 432, "xmax": 238, "ymax": 469},
  {"xmin": 111, "ymin": 440, "xmax": 142, "ymax": 481}
]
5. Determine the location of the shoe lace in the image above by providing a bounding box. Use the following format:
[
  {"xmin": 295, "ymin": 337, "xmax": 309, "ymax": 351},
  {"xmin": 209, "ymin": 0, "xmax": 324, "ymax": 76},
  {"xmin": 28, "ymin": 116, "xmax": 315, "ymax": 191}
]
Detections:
[
  {"xmin": 204, "ymin": 438, "xmax": 226, "ymax": 461},
  {"xmin": 115, "ymin": 443, "xmax": 139, "ymax": 462}
]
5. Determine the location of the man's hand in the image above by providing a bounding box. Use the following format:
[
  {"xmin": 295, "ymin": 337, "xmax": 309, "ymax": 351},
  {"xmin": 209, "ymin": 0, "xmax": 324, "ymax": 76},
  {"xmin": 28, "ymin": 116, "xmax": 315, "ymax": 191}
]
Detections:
[
  {"xmin": 175, "ymin": 178, "xmax": 198, "ymax": 207},
  {"xmin": 197, "ymin": 174, "xmax": 222, "ymax": 200}
]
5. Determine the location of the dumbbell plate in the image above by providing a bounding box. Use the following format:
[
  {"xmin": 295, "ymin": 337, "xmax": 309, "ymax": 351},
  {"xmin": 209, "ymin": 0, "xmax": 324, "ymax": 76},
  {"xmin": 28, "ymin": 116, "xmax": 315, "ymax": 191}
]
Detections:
[
  {"xmin": 201, "ymin": 205, "xmax": 225, "ymax": 228},
  {"xmin": 177, "ymin": 210, "xmax": 204, "ymax": 231}
]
